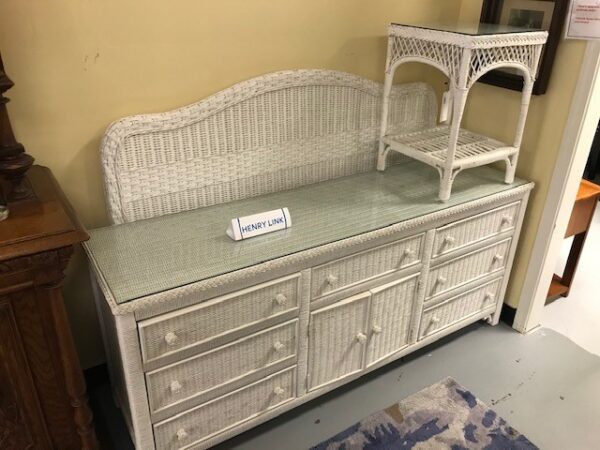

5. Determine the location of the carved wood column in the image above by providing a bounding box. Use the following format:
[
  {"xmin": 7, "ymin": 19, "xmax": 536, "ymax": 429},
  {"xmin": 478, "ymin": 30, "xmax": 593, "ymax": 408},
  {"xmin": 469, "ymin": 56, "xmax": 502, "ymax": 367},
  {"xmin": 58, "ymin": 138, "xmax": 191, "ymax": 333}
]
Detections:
[
  {"xmin": 0, "ymin": 51, "xmax": 34, "ymax": 202},
  {"xmin": 43, "ymin": 247, "xmax": 98, "ymax": 450}
]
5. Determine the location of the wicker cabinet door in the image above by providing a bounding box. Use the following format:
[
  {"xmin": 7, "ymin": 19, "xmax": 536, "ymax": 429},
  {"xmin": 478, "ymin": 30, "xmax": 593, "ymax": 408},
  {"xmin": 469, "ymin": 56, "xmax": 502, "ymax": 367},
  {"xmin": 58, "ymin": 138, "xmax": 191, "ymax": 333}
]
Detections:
[
  {"xmin": 308, "ymin": 292, "xmax": 370, "ymax": 391},
  {"xmin": 365, "ymin": 275, "xmax": 418, "ymax": 368}
]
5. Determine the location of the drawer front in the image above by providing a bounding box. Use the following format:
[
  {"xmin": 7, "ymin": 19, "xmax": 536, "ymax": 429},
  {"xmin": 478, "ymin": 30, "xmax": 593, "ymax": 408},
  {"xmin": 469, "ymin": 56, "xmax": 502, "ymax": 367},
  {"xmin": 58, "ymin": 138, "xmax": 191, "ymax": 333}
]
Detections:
[
  {"xmin": 419, "ymin": 278, "xmax": 502, "ymax": 340},
  {"xmin": 308, "ymin": 292, "xmax": 370, "ymax": 391},
  {"xmin": 426, "ymin": 239, "xmax": 510, "ymax": 300},
  {"xmin": 146, "ymin": 320, "xmax": 297, "ymax": 416},
  {"xmin": 366, "ymin": 275, "xmax": 418, "ymax": 367},
  {"xmin": 433, "ymin": 202, "xmax": 520, "ymax": 258},
  {"xmin": 139, "ymin": 274, "xmax": 300, "ymax": 364},
  {"xmin": 154, "ymin": 367, "xmax": 295, "ymax": 450},
  {"xmin": 311, "ymin": 234, "xmax": 424, "ymax": 299}
]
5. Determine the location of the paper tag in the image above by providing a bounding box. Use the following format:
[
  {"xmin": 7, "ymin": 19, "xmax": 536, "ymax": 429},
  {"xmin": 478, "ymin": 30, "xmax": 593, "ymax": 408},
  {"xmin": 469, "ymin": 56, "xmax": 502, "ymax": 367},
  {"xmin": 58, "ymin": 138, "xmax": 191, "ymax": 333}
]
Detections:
[
  {"xmin": 226, "ymin": 208, "xmax": 292, "ymax": 241},
  {"xmin": 566, "ymin": 0, "xmax": 600, "ymax": 40},
  {"xmin": 440, "ymin": 90, "xmax": 453, "ymax": 124}
]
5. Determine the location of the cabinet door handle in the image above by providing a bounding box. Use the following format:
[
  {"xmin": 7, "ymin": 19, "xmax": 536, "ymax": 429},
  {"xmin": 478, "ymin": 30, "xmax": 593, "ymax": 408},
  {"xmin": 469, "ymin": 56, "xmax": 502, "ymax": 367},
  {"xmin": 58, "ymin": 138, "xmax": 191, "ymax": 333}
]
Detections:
[
  {"xmin": 273, "ymin": 386, "xmax": 285, "ymax": 396},
  {"xmin": 326, "ymin": 274, "xmax": 338, "ymax": 286},
  {"xmin": 170, "ymin": 380, "xmax": 182, "ymax": 394},
  {"xmin": 356, "ymin": 332, "xmax": 367, "ymax": 344},
  {"xmin": 274, "ymin": 293, "xmax": 287, "ymax": 306},
  {"xmin": 372, "ymin": 325, "xmax": 383, "ymax": 335},
  {"xmin": 273, "ymin": 341, "xmax": 285, "ymax": 352},
  {"xmin": 176, "ymin": 428, "xmax": 188, "ymax": 441},
  {"xmin": 164, "ymin": 332, "xmax": 179, "ymax": 346}
]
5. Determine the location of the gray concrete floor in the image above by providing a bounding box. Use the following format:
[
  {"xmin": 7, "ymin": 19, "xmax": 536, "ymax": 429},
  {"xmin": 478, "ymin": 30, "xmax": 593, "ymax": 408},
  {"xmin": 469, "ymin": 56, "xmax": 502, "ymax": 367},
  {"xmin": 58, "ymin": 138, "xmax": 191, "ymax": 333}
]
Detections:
[
  {"xmin": 91, "ymin": 321, "xmax": 600, "ymax": 449},
  {"xmin": 213, "ymin": 323, "xmax": 600, "ymax": 450},
  {"xmin": 543, "ymin": 203, "xmax": 600, "ymax": 357}
]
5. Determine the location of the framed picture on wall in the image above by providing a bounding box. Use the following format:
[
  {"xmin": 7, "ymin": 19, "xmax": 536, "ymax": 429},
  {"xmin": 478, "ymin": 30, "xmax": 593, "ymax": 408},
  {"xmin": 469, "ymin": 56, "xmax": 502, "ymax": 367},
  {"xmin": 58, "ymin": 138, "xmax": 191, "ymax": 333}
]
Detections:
[{"xmin": 479, "ymin": 0, "xmax": 569, "ymax": 95}]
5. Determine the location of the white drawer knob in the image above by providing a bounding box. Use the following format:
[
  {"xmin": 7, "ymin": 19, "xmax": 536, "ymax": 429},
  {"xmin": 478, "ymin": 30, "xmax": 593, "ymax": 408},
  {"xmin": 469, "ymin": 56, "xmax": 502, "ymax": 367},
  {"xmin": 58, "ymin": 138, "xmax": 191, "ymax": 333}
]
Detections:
[
  {"xmin": 485, "ymin": 292, "xmax": 495, "ymax": 302},
  {"xmin": 501, "ymin": 215, "xmax": 513, "ymax": 226},
  {"xmin": 356, "ymin": 332, "xmax": 367, "ymax": 344},
  {"xmin": 493, "ymin": 254, "xmax": 504, "ymax": 264},
  {"xmin": 170, "ymin": 380, "xmax": 182, "ymax": 394},
  {"xmin": 431, "ymin": 317, "xmax": 441, "ymax": 325},
  {"xmin": 403, "ymin": 248, "xmax": 415, "ymax": 258},
  {"xmin": 436, "ymin": 276, "xmax": 447, "ymax": 285},
  {"xmin": 273, "ymin": 386, "xmax": 285, "ymax": 396},
  {"xmin": 274, "ymin": 293, "xmax": 287, "ymax": 306},
  {"xmin": 273, "ymin": 341, "xmax": 285, "ymax": 352},
  {"xmin": 372, "ymin": 325, "xmax": 383, "ymax": 335},
  {"xmin": 164, "ymin": 332, "xmax": 179, "ymax": 346},
  {"xmin": 326, "ymin": 274, "xmax": 338, "ymax": 286},
  {"xmin": 444, "ymin": 236, "xmax": 456, "ymax": 246},
  {"xmin": 176, "ymin": 428, "xmax": 188, "ymax": 441}
]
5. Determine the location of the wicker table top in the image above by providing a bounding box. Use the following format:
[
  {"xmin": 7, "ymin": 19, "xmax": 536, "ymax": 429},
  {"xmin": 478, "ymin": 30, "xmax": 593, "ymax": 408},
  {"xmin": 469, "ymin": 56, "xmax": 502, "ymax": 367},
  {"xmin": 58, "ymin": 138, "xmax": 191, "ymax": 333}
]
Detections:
[{"xmin": 85, "ymin": 161, "xmax": 530, "ymax": 304}]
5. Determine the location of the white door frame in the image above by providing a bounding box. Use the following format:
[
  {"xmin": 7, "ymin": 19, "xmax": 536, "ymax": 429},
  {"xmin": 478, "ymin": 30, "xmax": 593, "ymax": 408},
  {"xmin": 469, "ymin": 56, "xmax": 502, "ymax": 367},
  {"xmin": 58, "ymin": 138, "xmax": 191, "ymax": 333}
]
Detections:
[{"xmin": 514, "ymin": 41, "xmax": 600, "ymax": 333}]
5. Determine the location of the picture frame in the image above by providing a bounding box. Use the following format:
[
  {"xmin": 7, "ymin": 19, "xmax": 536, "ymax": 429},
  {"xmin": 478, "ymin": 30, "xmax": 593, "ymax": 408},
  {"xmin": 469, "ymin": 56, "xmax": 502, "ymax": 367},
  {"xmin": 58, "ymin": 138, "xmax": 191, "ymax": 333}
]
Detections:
[{"xmin": 479, "ymin": 0, "xmax": 569, "ymax": 95}]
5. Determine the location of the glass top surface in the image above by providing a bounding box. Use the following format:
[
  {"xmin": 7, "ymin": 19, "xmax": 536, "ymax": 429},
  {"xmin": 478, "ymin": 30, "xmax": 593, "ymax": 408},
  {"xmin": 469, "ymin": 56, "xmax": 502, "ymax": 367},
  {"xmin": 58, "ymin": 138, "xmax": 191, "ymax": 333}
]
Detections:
[
  {"xmin": 85, "ymin": 161, "xmax": 529, "ymax": 304},
  {"xmin": 391, "ymin": 22, "xmax": 540, "ymax": 36}
]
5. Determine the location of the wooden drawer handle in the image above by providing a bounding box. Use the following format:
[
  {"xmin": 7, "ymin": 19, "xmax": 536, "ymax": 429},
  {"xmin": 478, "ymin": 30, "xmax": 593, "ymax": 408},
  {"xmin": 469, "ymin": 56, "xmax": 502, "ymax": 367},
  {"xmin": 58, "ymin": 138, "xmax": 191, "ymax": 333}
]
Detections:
[
  {"xmin": 372, "ymin": 325, "xmax": 383, "ymax": 335},
  {"xmin": 274, "ymin": 293, "xmax": 287, "ymax": 306},
  {"xmin": 170, "ymin": 380, "xmax": 182, "ymax": 394},
  {"xmin": 273, "ymin": 386, "xmax": 285, "ymax": 396},
  {"xmin": 356, "ymin": 332, "xmax": 367, "ymax": 344},
  {"xmin": 176, "ymin": 428, "xmax": 188, "ymax": 441},
  {"xmin": 443, "ymin": 236, "xmax": 456, "ymax": 246},
  {"xmin": 326, "ymin": 274, "xmax": 338, "ymax": 286},
  {"xmin": 273, "ymin": 341, "xmax": 285, "ymax": 352},
  {"xmin": 501, "ymin": 215, "xmax": 513, "ymax": 226},
  {"xmin": 164, "ymin": 332, "xmax": 179, "ymax": 346},
  {"xmin": 493, "ymin": 254, "xmax": 504, "ymax": 264}
]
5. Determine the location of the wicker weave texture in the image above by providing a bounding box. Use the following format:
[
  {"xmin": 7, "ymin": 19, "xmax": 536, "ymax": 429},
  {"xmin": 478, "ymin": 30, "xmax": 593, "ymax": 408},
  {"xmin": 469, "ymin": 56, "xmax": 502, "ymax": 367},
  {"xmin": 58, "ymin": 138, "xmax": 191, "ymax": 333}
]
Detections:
[
  {"xmin": 308, "ymin": 293, "xmax": 370, "ymax": 391},
  {"xmin": 366, "ymin": 275, "xmax": 418, "ymax": 367},
  {"xmin": 419, "ymin": 278, "xmax": 502, "ymax": 339},
  {"xmin": 432, "ymin": 202, "xmax": 520, "ymax": 258},
  {"xmin": 146, "ymin": 320, "xmax": 297, "ymax": 417},
  {"xmin": 310, "ymin": 233, "xmax": 423, "ymax": 299},
  {"xmin": 379, "ymin": 24, "xmax": 547, "ymax": 201},
  {"xmin": 153, "ymin": 367, "xmax": 295, "ymax": 450},
  {"xmin": 138, "ymin": 274, "xmax": 300, "ymax": 364},
  {"xmin": 426, "ymin": 239, "xmax": 511, "ymax": 299},
  {"xmin": 102, "ymin": 70, "xmax": 437, "ymax": 224}
]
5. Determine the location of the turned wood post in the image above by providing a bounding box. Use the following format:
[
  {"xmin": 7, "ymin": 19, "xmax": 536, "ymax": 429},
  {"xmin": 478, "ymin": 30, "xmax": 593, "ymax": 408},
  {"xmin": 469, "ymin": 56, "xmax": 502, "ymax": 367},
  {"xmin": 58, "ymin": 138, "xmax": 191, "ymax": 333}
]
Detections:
[{"xmin": 0, "ymin": 51, "xmax": 35, "ymax": 202}]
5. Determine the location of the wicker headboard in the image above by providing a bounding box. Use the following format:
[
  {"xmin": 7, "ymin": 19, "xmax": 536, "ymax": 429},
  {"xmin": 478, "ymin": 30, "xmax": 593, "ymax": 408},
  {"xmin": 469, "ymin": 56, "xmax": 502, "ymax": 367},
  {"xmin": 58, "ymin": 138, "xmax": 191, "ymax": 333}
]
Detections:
[{"xmin": 101, "ymin": 70, "xmax": 437, "ymax": 224}]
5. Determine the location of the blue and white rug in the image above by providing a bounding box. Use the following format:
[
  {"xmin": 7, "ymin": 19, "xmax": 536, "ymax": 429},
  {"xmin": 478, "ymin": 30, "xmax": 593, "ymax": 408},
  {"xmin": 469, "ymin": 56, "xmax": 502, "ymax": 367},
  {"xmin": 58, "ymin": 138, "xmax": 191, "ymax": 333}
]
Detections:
[{"xmin": 312, "ymin": 377, "xmax": 537, "ymax": 450}]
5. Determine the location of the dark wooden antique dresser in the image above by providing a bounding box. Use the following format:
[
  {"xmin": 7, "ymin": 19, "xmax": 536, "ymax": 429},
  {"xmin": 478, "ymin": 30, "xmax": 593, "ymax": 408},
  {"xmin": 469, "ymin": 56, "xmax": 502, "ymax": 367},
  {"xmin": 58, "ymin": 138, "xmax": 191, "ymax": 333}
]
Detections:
[{"xmin": 0, "ymin": 166, "xmax": 98, "ymax": 449}]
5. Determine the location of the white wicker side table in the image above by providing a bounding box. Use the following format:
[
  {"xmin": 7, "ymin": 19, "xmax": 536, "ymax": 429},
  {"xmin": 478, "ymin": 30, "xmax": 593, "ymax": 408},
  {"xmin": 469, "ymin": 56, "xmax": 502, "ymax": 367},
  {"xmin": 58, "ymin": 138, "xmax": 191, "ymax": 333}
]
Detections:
[{"xmin": 377, "ymin": 23, "xmax": 547, "ymax": 201}]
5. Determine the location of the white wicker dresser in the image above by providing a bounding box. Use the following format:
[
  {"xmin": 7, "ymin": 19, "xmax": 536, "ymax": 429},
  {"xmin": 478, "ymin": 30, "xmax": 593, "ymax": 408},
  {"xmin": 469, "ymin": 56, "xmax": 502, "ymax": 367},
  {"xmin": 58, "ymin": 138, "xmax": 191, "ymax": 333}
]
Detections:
[{"xmin": 84, "ymin": 70, "xmax": 533, "ymax": 450}]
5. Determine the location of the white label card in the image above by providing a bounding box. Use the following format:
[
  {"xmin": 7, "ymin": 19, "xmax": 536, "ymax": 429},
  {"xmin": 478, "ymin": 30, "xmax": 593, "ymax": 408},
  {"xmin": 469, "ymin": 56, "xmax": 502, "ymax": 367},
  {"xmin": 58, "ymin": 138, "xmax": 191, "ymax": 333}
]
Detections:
[
  {"xmin": 566, "ymin": 0, "xmax": 600, "ymax": 40},
  {"xmin": 226, "ymin": 208, "xmax": 292, "ymax": 241}
]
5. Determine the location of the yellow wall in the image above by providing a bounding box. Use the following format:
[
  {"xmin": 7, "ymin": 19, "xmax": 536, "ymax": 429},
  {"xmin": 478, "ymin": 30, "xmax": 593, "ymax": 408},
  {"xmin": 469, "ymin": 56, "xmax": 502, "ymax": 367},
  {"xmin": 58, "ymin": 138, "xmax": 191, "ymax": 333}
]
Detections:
[
  {"xmin": 458, "ymin": 1, "xmax": 587, "ymax": 308},
  {"xmin": 0, "ymin": 0, "xmax": 461, "ymax": 368},
  {"xmin": 0, "ymin": 0, "xmax": 588, "ymax": 367}
]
